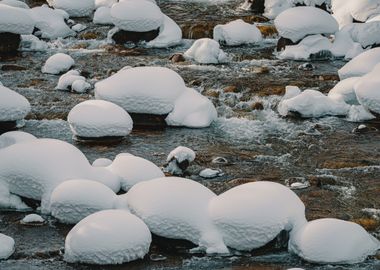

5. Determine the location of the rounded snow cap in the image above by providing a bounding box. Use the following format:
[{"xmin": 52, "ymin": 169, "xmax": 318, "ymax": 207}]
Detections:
[
  {"xmin": 0, "ymin": 4, "xmax": 35, "ymax": 34},
  {"xmin": 0, "ymin": 85, "xmax": 31, "ymax": 122}
]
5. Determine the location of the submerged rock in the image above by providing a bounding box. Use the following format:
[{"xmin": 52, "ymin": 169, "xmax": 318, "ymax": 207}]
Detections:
[
  {"xmin": 110, "ymin": 28, "xmax": 160, "ymax": 44},
  {"xmin": 0, "ymin": 32, "xmax": 21, "ymax": 54}
]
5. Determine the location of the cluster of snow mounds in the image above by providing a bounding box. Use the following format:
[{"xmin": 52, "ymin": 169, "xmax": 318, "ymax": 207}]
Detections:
[
  {"xmin": 184, "ymin": 38, "xmax": 229, "ymax": 64},
  {"xmin": 0, "ymin": 85, "xmax": 31, "ymax": 122},
  {"xmin": 55, "ymin": 70, "xmax": 90, "ymax": 93},
  {"xmin": 68, "ymin": 100, "xmax": 133, "ymax": 139},
  {"xmin": 42, "ymin": 53, "xmax": 75, "ymax": 75},
  {"xmin": 289, "ymin": 218, "xmax": 380, "ymax": 264},
  {"xmin": 0, "ymin": 139, "xmax": 121, "ymax": 213},
  {"xmin": 47, "ymin": 0, "xmax": 95, "ymax": 17},
  {"xmin": 127, "ymin": 177, "xmax": 228, "ymax": 254},
  {"xmin": 50, "ymin": 179, "xmax": 119, "ymax": 224},
  {"xmin": 0, "ymin": 4, "xmax": 35, "ymax": 35},
  {"xmin": 164, "ymin": 146, "xmax": 196, "ymax": 175},
  {"xmin": 213, "ymin": 19, "xmax": 262, "ymax": 46},
  {"xmin": 0, "ymin": 131, "xmax": 36, "ymax": 149},
  {"xmin": 209, "ymin": 181, "xmax": 307, "ymax": 251},
  {"xmin": 106, "ymin": 153, "xmax": 164, "ymax": 191},
  {"xmin": 64, "ymin": 210, "xmax": 151, "ymax": 264},
  {"xmin": 0, "ymin": 234, "xmax": 14, "ymax": 260}
]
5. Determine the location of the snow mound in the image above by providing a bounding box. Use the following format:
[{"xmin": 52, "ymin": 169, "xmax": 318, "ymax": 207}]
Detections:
[
  {"xmin": 328, "ymin": 77, "xmax": 360, "ymax": 105},
  {"xmin": 274, "ymin": 6, "xmax": 338, "ymax": 42},
  {"xmin": 330, "ymin": 29, "xmax": 363, "ymax": 59},
  {"xmin": 55, "ymin": 70, "xmax": 86, "ymax": 91},
  {"xmin": 21, "ymin": 214, "xmax": 44, "ymax": 224},
  {"xmin": 289, "ymin": 218, "xmax": 380, "ymax": 264},
  {"xmin": 0, "ymin": 234, "xmax": 14, "ymax": 260},
  {"xmin": 93, "ymin": 6, "xmax": 112, "ymax": 25},
  {"xmin": 184, "ymin": 38, "xmax": 228, "ymax": 64},
  {"xmin": 95, "ymin": 66, "xmax": 186, "ymax": 115},
  {"xmin": 0, "ymin": 139, "xmax": 121, "ymax": 213},
  {"xmin": 68, "ymin": 100, "xmax": 133, "ymax": 138},
  {"xmin": 213, "ymin": 19, "xmax": 262, "ymax": 46},
  {"xmin": 0, "ymin": 181, "xmax": 29, "ymax": 210},
  {"xmin": 0, "ymin": 85, "xmax": 30, "ymax": 122},
  {"xmin": 165, "ymin": 146, "xmax": 196, "ymax": 175},
  {"xmin": 338, "ymin": 48, "xmax": 380, "ymax": 79},
  {"xmin": 95, "ymin": 0, "xmax": 117, "ymax": 8},
  {"xmin": 110, "ymin": 0, "xmax": 164, "ymax": 32},
  {"xmin": 341, "ymin": 22, "xmax": 380, "ymax": 48},
  {"xmin": 349, "ymin": 0, "xmax": 380, "ymax": 22},
  {"xmin": 347, "ymin": 105, "xmax": 376, "ymax": 122},
  {"xmin": 209, "ymin": 181, "xmax": 306, "ymax": 251},
  {"xmin": 92, "ymin": 158, "xmax": 112, "ymax": 167},
  {"xmin": 31, "ymin": 6, "xmax": 75, "ymax": 39},
  {"xmin": 0, "ymin": 0, "xmax": 29, "ymax": 9},
  {"xmin": 42, "ymin": 53, "xmax": 75, "ymax": 75},
  {"xmin": 0, "ymin": 131, "xmax": 36, "ymax": 149},
  {"xmin": 127, "ymin": 177, "xmax": 228, "ymax": 254},
  {"xmin": 166, "ymin": 88, "xmax": 217, "ymax": 128},
  {"xmin": 47, "ymin": 0, "xmax": 95, "ymax": 17},
  {"xmin": 0, "ymin": 4, "xmax": 35, "ymax": 35},
  {"xmin": 278, "ymin": 88, "xmax": 350, "ymax": 118},
  {"xmin": 107, "ymin": 154, "xmax": 164, "ymax": 191},
  {"xmin": 50, "ymin": 179, "xmax": 118, "ymax": 224},
  {"xmin": 263, "ymin": 0, "xmax": 293, "ymax": 20},
  {"xmin": 354, "ymin": 63, "xmax": 380, "ymax": 115},
  {"xmin": 146, "ymin": 15, "xmax": 182, "ymax": 48},
  {"xmin": 64, "ymin": 209, "xmax": 151, "ymax": 264}
]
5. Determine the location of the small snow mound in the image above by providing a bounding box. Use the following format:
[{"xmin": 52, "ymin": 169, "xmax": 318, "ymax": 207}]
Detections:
[
  {"xmin": 184, "ymin": 38, "xmax": 228, "ymax": 64},
  {"xmin": 64, "ymin": 209, "xmax": 151, "ymax": 264},
  {"xmin": 213, "ymin": 19, "xmax": 262, "ymax": 46},
  {"xmin": 21, "ymin": 214, "xmax": 44, "ymax": 224},
  {"xmin": 0, "ymin": 85, "xmax": 31, "ymax": 122},
  {"xmin": 42, "ymin": 53, "xmax": 75, "ymax": 75},
  {"xmin": 0, "ymin": 234, "xmax": 15, "ymax": 260},
  {"xmin": 165, "ymin": 146, "xmax": 196, "ymax": 175},
  {"xmin": 55, "ymin": 70, "xmax": 85, "ymax": 91}
]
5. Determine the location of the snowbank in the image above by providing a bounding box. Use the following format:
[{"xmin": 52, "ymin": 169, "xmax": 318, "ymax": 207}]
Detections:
[
  {"xmin": 0, "ymin": 131, "xmax": 36, "ymax": 149},
  {"xmin": 68, "ymin": 100, "xmax": 133, "ymax": 138},
  {"xmin": 127, "ymin": 177, "xmax": 228, "ymax": 253},
  {"xmin": 0, "ymin": 85, "xmax": 31, "ymax": 122},
  {"xmin": 184, "ymin": 38, "xmax": 228, "ymax": 64},
  {"xmin": 213, "ymin": 19, "xmax": 262, "ymax": 46},
  {"xmin": 0, "ymin": 234, "xmax": 14, "ymax": 260},
  {"xmin": 209, "ymin": 181, "xmax": 306, "ymax": 251},
  {"xmin": 289, "ymin": 218, "xmax": 380, "ymax": 264},
  {"xmin": 0, "ymin": 4, "xmax": 35, "ymax": 35},
  {"xmin": 42, "ymin": 53, "xmax": 75, "ymax": 75},
  {"xmin": 47, "ymin": 0, "xmax": 95, "ymax": 17},
  {"xmin": 50, "ymin": 179, "xmax": 118, "ymax": 224},
  {"xmin": 338, "ymin": 48, "xmax": 380, "ymax": 79},
  {"xmin": 107, "ymin": 154, "xmax": 164, "ymax": 191},
  {"xmin": 65, "ymin": 210, "xmax": 151, "ymax": 264},
  {"xmin": 146, "ymin": 15, "xmax": 182, "ymax": 48},
  {"xmin": 95, "ymin": 66, "xmax": 185, "ymax": 115}
]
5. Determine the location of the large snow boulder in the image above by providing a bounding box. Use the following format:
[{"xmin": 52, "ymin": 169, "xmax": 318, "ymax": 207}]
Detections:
[
  {"xmin": 47, "ymin": 0, "xmax": 95, "ymax": 17},
  {"xmin": 289, "ymin": 218, "xmax": 380, "ymax": 264},
  {"xmin": 328, "ymin": 77, "xmax": 360, "ymax": 105},
  {"xmin": 50, "ymin": 179, "xmax": 119, "ymax": 224},
  {"xmin": 165, "ymin": 88, "xmax": 217, "ymax": 128},
  {"xmin": 42, "ymin": 53, "xmax": 75, "ymax": 75},
  {"xmin": 68, "ymin": 100, "xmax": 133, "ymax": 139},
  {"xmin": 107, "ymin": 154, "xmax": 164, "ymax": 191},
  {"xmin": 95, "ymin": 66, "xmax": 186, "ymax": 115},
  {"xmin": 274, "ymin": 7, "xmax": 338, "ymax": 43},
  {"xmin": 184, "ymin": 38, "xmax": 228, "ymax": 64},
  {"xmin": 64, "ymin": 210, "xmax": 151, "ymax": 264},
  {"xmin": 209, "ymin": 181, "xmax": 306, "ymax": 251},
  {"xmin": 0, "ymin": 234, "xmax": 14, "ymax": 259},
  {"xmin": 0, "ymin": 131, "xmax": 36, "ymax": 149},
  {"xmin": 0, "ymin": 139, "xmax": 121, "ymax": 212},
  {"xmin": 127, "ymin": 177, "xmax": 228, "ymax": 253},
  {"xmin": 0, "ymin": 85, "xmax": 30, "ymax": 127},
  {"xmin": 338, "ymin": 48, "xmax": 380, "ymax": 79},
  {"xmin": 213, "ymin": 19, "xmax": 262, "ymax": 46}
]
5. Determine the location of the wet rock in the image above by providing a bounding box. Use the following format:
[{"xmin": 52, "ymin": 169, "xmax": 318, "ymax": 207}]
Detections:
[
  {"xmin": 212, "ymin": 157, "xmax": 228, "ymax": 164},
  {"xmin": 251, "ymin": 66, "xmax": 270, "ymax": 74},
  {"xmin": 224, "ymin": 85, "xmax": 240, "ymax": 93},
  {"xmin": 78, "ymin": 32, "xmax": 98, "ymax": 40},
  {"xmin": 242, "ymin": 0, "xmax": 265, "ymax": 14},
  {"xmin": 0, "ymin": 32, "xmax": 21, "ymax": 54},
  {"xmin": 1, "ymin": 64, "xmax": 27, "ymax": 71},
  {"xmin": 250, "ymin": 102, "xmax": 264, "ymax": 110},
  {"xmin": 298, "ymin": 63, "xmax": 314, "ymax": 71},
  {"xmin": 309, "ymin": 50, "xmax": 333, "ymax": 61},
  {"xmin": 204, "ymin": 89, "xmax": 220, "ymax": 98},
  {"xmin": 352, "ymin": 124, "xmax": 377, "ymax": 134},
  {"xmin": 276, "ymin": 36, "xmax": 297, "ymax": 52},
  {"xmin": 181, "ymin": 22, "xmax": 214, "ymax": 39},
  {"xmin": 111, "ymin": 28, "xmax": 160, "ymax": 45},
  {"xmin": 353, "ymin": 218, "xmax": 380, "ymax": 232},
  {"xmin": 73, "ymin": 135, "xmax": 125, "ymax": 144},
  {"xmin": 0, "ymin": 121, "xmax": 17, "ymax": 133},
  {"xmin": 169, "ymin": 53, "xmax": 186, "ymax": 63},
  {"xmin": 129, "ymin": 113, "xmax": 168, "ymax": 129},
  {"xmin": 308, "ymin": 175, "xmax": 338, "ymax": 187},
  {"xmin": 257, "ymin": 25, "xmax": 278, "ymax": 37}
]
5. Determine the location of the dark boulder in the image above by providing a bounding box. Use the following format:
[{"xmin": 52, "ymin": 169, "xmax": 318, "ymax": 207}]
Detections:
[
  {"xmin": 0, "ymin": 121, "xmax": 17, "ymax": 134},
  {"xmin": 0, "ymin": 32, "xmax": 21, "ymax": 54},
  {"xmin": 111, "ymin": 28, "xmax": 160, "ymax": 45},
  {"xmin": 169, "ymin": 53, "xmax": 186, "ymax": 63},
  {"xmin": 276, "ymin": 37, "xmax": 297, "ymax": 51},
  {"xmin": 243, "ymin": 0, "xmax": 265, "ymax": 14}
]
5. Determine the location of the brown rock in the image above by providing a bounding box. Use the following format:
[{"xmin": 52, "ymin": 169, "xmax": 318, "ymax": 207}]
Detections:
[
  {"xmin": 181, "ymin": 22, "xmax": 214, "ymax": 39},
  {"xmin": 276, "ymin": 36, "xmax": 297, "ymax": 52},
  {"xmin": 257, "ymin": 25, "xmax": 278, "ymax": 38},
  {"xmin": 243, "ymin": 0, "xmax": 265, "ymax": 14},
  {"xmin": 78, "ymin": 32, "xmax": 99, "ymax": 40},
  {"xmin": 0, "ymin": 32, "xmax": 21, "ymax": 54},
  {"xmin": 0, "ymin": 121, "xmax": 17, "ymax": 133},
  {"xmin": 204, "ymin": 89, "xmax": 220, "ymax": 98},
  {"xmin": 251, "ymin": 102, "xmax": 264, "ymax": 110},
  {"xmin": 169, "ymin": 53, "xmax": 186, "ymax": 63},
  {"xmin": 1, "ymin": 64, "xmax": 26, "ymax": 71},
  {"xmin": 111, "ymin": 28, "xmax": 160, "ymax": 44},
  {"xmin": 224, "ymin": 85, "xmax": 239, "ymax": 93},
  {"xmin": 353, "ymin": 218, "xmax": 380, "ymax": 231}
]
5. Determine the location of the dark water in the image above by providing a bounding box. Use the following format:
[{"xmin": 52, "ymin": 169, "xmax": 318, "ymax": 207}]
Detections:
[{"xmin": 0, "ymin": 0, "xmax": 379, "ymax": 269}]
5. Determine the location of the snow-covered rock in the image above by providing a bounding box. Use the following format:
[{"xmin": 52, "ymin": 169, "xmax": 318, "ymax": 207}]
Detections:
[
  {"xmin": 289, "ymin": 218, "xmax": 380, "ymax": 264},
  {"xmin": 0, "ymin": 234, "xmax": 14, "ymax": 260},
  {"xmin": 47, "ymin": 0, "xmax": 95, "ymax": 17},
  {"xmin": 328, "ymin": 77, "xmax": 360, "ymax": 104},
  {"xmin": 354, "ymin": 63, "xmax": 380, "ymax": 115},
  {"xmin": 330, "ymin": 29, "xmax": 362, "ymax": 59},
  {"xmin": 0, "ymin": 85, "xmax": 30, "ymax": 122},
  {"xmin": 209, "ymin": 181, "xmax": 306, "ymax": 251},
  {"xmin": 347, "ymin": 105, "xmax": 376, "ymax": 122},
  {"xmin": 213, "ymin": 19, "xmax": 262, "ymax": 46},
  {"xmin": 146, "ymin": 15, "xmax": 182, "ymax": 48},
  {"xmin": 50, "ymin": 179, "xmax": 119, "ymax": 224},
  {"xmin": 164, "ymin": 146, "xmax": 196, "ymax": 175},
  {"xmin": 338, "ymin": 48, "xmax": 380, "ymax": 79},
  {"xmin": 68, "ymin": 100, "xmax": 133, "ymax": 139},
  {"xmin": 127, "ymin": 177, "xmax": 228, "ymax": 254},
  {"xmin": 95, "ymin": 66, "xmax": 186, "ymax": 115},
  {"xmin": 184, "ymin": 38, "xmax": 228, "ymax": 64},
  {"xmin": 274, "ymin": 6, "xmax": 338, "ymax": 42},
  {"xmin": 55, "ymin": 70, "xmax": 86, "ymax": 91},
  {"xmin": 341, "ymin": 22, "xmax": 380, "ymax": 48},
  {"xmin": 21, "ymin": 214, "xmax": 44, "ymax": 224},
  {"xmin": 110, "ymin": 0, "xmax": 163, "ymax": 32},
  {"xmin": 95, "ymin": 0, "xmax": 117, "ymax": 8},
  {"xmin": 92, "ymin": 158, "xmax": 112, "ymax": 167},
  {"xmin": 0, "ymin": 131, "xmax": 36, "ymax": 149},
  {"xmin": 0, "ymin": 181, "xmax": 29, "ymax": 210},
  {"xmin": 278, "ymin": 89, "xmax": 350, "ymax": 118},
  {"xmin": 93, "ymin": 6, "xmax": 113, "ymax": 25},
  {"xmin": 166, "ymin": 88, "xmax": 217, "ymax": 128},
  {"xmin": 0, "ymin": 139, "xmax": 121, "ymax": 213},
  {"xmin": 64, "ymin": 210, "xmax": 151, "ymax": 264},
  {"xmin": 263, "ymin": 0, "xmax": 293, "ymax": 20},
  {"xmin": 349, "ymin": 0, "xmax": 380, "ymax": 22},
  {"xmin": 331, "ymin": 0, "xmax": 353, "ymax": 28},
  {"xmin": 107, "ymin": 154, "xmax": 164, "ymax": 191},
  {"xmin": 199, "ymin": 168, "xmax": 223, "ymax": 179},
  {"xmin": 72, "ymin": 23, "xmax": 86, "ymax": 32},
  {"xmin": 0, "ymin": 4, "xmax": 35, "ymax": 35},
  {"xmin": 0, "ymin": 0, "xmax": 29, "ymax": 9},
  {"xmin": 31, "ymin": 6, "xmax": 75, "ymax": 39},
  {"xmin": 42, "ymin": 53, "xmax": 75, "ymax": 75},
  {"xmin": 71, "ymin": 79, "xmax": 91, "ymax": 93},
  {"xmin": 20, "ymin": 35, "xmax": 48, "ymax": 51}
]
